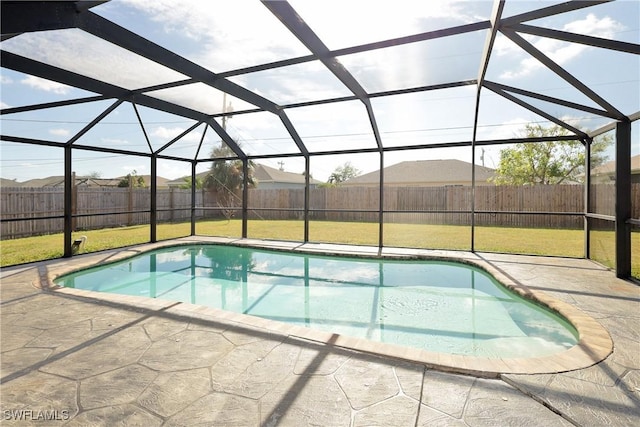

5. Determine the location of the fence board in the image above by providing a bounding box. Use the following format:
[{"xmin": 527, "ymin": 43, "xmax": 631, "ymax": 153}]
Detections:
[{"xmin": 2, "ymin": 184, "xmax": 639, "ymax": 239}]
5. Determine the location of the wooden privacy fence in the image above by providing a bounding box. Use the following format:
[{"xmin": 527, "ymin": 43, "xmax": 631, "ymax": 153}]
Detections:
[{"xmin": 2, "ymin": 184, "xmax": 639, "ymax": 239}]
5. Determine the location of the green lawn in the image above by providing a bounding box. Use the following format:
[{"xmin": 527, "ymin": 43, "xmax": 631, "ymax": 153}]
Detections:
[{"xmin": 1, "ymin": 219, "xmax": 638, "ymax": 278}]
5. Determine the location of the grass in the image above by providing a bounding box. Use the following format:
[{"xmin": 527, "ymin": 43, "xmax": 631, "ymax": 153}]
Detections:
[{"xmin": 1, "ymin": 219, "xmax": 638, "ymax": 278}]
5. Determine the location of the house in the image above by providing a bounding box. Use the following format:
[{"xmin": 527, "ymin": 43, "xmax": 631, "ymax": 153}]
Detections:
[
  {"xmin": 589, "ymin": 154, "xmax": 640, "ymax": 184},
  {"xmin": 167, "ymin": 163, "xmax": 322, "ymax": 190},
  {"xmin": 253, "ymin": 163, "xmax": 322, "ymax": 189},
  {"xmin": 342, "ymin": 159, "xmax": 496, "ymax": 187},
  {"xmin": 0, "ymin": 178, "xmax": 21, "ymax": 187},
  {"xmin": 5, "ymin": 175, "xmax": 169, "ymax": 188},
  {"xmin": 166, "ymin": 171, "xmax": 209, "ymax": 189}
]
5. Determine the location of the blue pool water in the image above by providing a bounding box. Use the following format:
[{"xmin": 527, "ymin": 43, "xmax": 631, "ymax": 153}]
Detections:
[{"xmin": 56, "ymin": 244, "xmax": 578, "ymax": 358}]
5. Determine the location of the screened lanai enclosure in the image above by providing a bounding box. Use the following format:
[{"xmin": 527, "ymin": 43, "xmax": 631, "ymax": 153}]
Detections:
[{"xmin": 0, "ymin": 0, "xmax": 638, "ymax": 279}]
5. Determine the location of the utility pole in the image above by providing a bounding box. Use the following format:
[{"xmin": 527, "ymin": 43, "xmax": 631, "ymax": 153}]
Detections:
[{"xmin": 221, "ymin": 92, "xmax": 233, "ymax": 131}]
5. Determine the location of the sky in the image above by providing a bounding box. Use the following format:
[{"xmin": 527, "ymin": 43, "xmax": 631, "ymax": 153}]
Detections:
[{"xmin": 1, "ymin": 0, "xmax": 638, "ymax": 183}]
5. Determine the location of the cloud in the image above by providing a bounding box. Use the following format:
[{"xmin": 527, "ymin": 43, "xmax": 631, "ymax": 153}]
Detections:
[
  {"xmin": 499, "ymin": 13, "xmax": 625, "ymax": 79},
  {"xmin": 157, "ymin": 161, "xmax": 190, "ymax": 180},
  {"xmin": 4, "ymin": 29, "xmax": 186, "ymax": 91},
  {"xmin": 151, "ymin": 126, "xmax": 201, "ymax": 143},
  {"xmin": 49, "ymin": 128, "xmax": 70, "ymax": 137},
  {"xmin": 101, "ymin": 138, "xmax": 131, "ymax": 145},
  {"xmin": 20, "ymin": 75, "xmax": 71, "ymax": 94},
  {"xmin": 0, "ymin": 101, "xmax": 10, "ymax": 109},
  {"xmin": 118, "ymin": 0, "xmax": 310, "ymax": 71},
  {"xmin": 1, "ymin": 75, "xmax": 14, "ymax": 84},
  {"xmin": 289, "ymin": 0, "xmax": 486, "ymax": 49}
]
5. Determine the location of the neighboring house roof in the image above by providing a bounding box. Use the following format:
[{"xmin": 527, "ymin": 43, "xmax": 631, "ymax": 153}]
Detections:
[
  {"xmin": 253, "ymin": 163, "xmax": 321, "ymax": 186},
  {"xmin": 136, "ymin": 175, "xmax": 169, "ymax": 188},
  {"xmin": 8, "ymin": 175, "xmax": 169, "ymax": 188},
  {"xmin": 166, "ymin": 171, "xmax": 210, "ymax": 188},
  {"xmin": 590, "ymin": 154, "xmax": 640, "ymax": 176},
  {"xmin": 0, "ymin": 178, "xmax": 21, "ymax": 187},
  {"xmin": 167, "ymin": 163, "xmax": 322, "ymax": 187},
  {"xmin": 343, "ymin": 159, "xmax": 495, "ymax": 186}
]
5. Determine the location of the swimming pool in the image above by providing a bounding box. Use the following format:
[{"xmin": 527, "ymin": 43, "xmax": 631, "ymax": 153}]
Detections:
[{"xmin": 55, "ymin": 244, "xmax": 578, "ymax": 359}]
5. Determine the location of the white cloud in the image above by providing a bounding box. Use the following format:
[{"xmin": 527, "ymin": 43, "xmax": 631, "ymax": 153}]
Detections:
[
  {"xmin": 120, "ymin": 0, "xmax": 310, "ymax": 71},
  {"xmin": 4, "ymin": 30, "xmax": 186, "ymax": 91},
  {"xmin": 0, "ymin": 101, "xmax": 10, "ymax": 109},
  {"xmin": 157, "ymin": 161, "xmax": 190, "ymax": 180},
  {"xmin": 499, "ymin": 13, "xmax": 625, "ymax": 79},
  {"xmin": 49, "ymin": 128, "xmax": 70, "ymax": 137},
  {"xmin": 151, "ymin": 126, "xmax": 201, "ymax": 143},
  {"xmin": 101, "ymin": 138, "xmax": 130, "ymax": 145},
  {"xmin": 20, "ymin": 75, "xmax": 71, "ymax": 94},
  {"xmin": 1, "ymin": 75, "xmax": 14, "ymax": 84},
  {"xmin": 289, "ymin": 0, "xmax": 485, "ymax": 49}
]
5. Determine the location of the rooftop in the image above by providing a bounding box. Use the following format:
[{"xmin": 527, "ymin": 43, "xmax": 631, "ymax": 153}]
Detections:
[{"xmin": 343, "ymin": 159, "xmax": 496, "ymax": 185}]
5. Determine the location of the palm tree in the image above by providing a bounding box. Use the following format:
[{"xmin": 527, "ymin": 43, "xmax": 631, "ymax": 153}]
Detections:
[{"xmin": 204, "ymin": 144, "xmax": 255, "ymax": 218}]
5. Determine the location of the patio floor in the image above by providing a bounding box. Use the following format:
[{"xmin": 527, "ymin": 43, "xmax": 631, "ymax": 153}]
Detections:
[{"xmin": 1, "ymin": 238, "xmax": 638, "ymax": 426}]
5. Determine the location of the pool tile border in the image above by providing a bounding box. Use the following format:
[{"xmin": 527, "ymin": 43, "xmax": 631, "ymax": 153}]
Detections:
[{"xmin": 37, "ymin": 237, "xmax": 613, "ymax": 378}]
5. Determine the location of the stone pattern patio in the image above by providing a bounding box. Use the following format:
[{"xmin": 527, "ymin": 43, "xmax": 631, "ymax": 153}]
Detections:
[{"xmin": 1, "ymin": 243, "xmax": 638, "ymax": 426}]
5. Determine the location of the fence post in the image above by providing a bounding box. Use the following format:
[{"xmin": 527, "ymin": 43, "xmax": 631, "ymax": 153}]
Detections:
[
  {"xmin": 170, "ymin": 187, "xmax": 174, "ymax": 222},
  {"xmin": 71, "ymin": 171, "xmax": 77, "ymax": 232},
  {"xmin": 128, "ymin": 177, "xmax": 133, "ymax": 226}
]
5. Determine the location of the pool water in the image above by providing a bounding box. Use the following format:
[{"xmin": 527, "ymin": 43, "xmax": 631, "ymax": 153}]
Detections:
[{"xmin": 56, "ymin": 244, "xmax": 578, "ymax": 358}]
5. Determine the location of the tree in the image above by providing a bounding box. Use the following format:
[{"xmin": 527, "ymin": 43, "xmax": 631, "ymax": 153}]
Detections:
[
  {"xmin": 118, "ymin": 170, "xmax": 146, "ymax": 188},
  {"xmin": 492, "ymin": 124, "xmax": 611, "ymax": 185},
  {"xmin": 179, "ymin": 176, "xmax": 204, "ymax": 190},
  {"xmin": 204, "ymin": 144, "xmax": 255, "ymax": 217},
  {"xmin": 327, "ymin": 162, "xmax": 361, "ymax": 185}
]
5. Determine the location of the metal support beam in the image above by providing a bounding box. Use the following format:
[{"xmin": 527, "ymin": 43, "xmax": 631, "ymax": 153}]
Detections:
[
  {"xmin": 510, "ymin": 23, "xmax": 640, "ymax": 55},
  {"xmin": 472, "ymin": 0, "xmax": 505, "ymax": 251},
  {"xmin": 0, "ymin": 95, "xmax": 109, "ymax": 115},
  {"xmin": 66, "ymin": 99, "xmax": 124, "ymax": 146},
  {"xmin": 484, "ymin": 81, "xmax": 616, "ymax": 119},
  {"xmin": 501, "ymin": 1, "xmax": 612, "ymax": 27},
  {"xmin": 484, "ymin": 82, "xmax": 588, "ymax": 138},
  {"xmin": 132, "ymin": 102, "xmax": 154, "ymax": 153},
  {"xmin": 304, "ymin": 156, "xmax": 310, "ymax": 242},
  {"xmin": 76, "ymin": 11, "xmax": 280, "ymax": 114},
  {"xmin": 150, "ymin": 155, "xmax": 157, "ymax": 242},
  {"xmin": 242, "ymin": 160, "xmax": 249, "ymax": 238},
  {"xmin": 1, "ymin": 51, "xmax": 246, "ymax": 159},
  {"xmin": 584, "ymin": 137, "xmax": 592, "ymax": 259},
  {"xmin": 615, "ymin": 120, "xmax": 632, "ymax": 278},
  {"xmin": 501, "ymin": 29, "xmax": 626, "ymax": 120},
  {"xmin": 265, "ymin": 1, "xmax": 388, "ymax": 248},
  {"xmin": 157, "ymin": 121, "xmax": 203, "ymax": 155},
  {"xmin": 1, "ymin": 1, "xmax": 80, "ymax": 36},
  {"xmin": 64, "ymin": 145, "xmax": 73, "ymax": 257},
  {"xmin": 191, "ymin": 162, "xmax": 197, "ymax": 236},
  {"xmin": 378, "ymin": 150, "xmax": 384, "ymax": 251}
]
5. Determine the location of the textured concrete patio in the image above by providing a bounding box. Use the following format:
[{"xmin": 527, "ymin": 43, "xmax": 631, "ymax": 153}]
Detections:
[{"xmin": 1, "ymin": 238, "xmax": 638, "ymax": 426}]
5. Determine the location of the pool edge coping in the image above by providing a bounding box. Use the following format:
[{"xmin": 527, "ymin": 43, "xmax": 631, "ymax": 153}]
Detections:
[{"xmin": 36, "ymin": 237, "xmax": 614, "ymax": 378}]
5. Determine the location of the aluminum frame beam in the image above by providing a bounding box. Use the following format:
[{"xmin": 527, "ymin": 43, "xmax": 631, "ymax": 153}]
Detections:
[
  {"xmin": 1, "ymin": 50, "xmax": 247, "ymax": 159},
  {"xmin": 263, "ymin": 0, "xmax": 386, "ymax": 246},
  {"xmin": 484, "ymin": 81, "xmax": 616, "ymax": 119},
  {"xmin": 76, "ymin": 11, "xmax": 280, "ymax": 116},
  {"xmin": 501, "ymin": 29, "xmax": 626, "ymax": 120},
  {"xmin": 615, "ymin": 120, "xmax": 632, "ymax": 278}
]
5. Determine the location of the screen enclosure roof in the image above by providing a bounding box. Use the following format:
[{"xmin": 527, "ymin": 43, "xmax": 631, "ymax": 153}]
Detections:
[{"xmin": 1, "ymin": 0, "xmax": 638, "ymax": 164}]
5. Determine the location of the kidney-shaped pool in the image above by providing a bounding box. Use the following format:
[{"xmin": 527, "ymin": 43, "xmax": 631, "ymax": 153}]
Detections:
[{"xmin": 55, "ymin": 244, "xmax": 579, "ymax": 359}]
